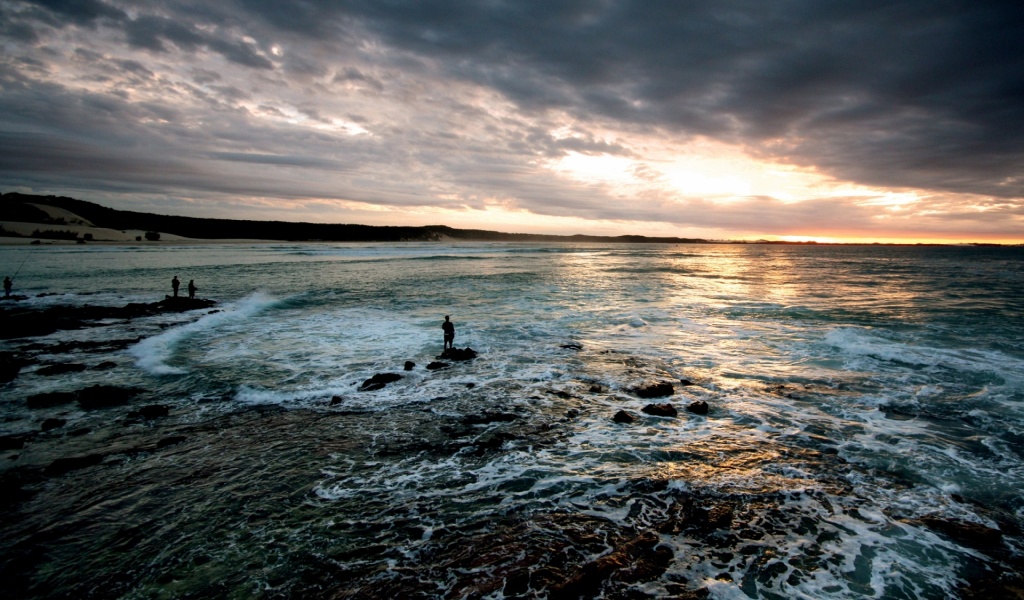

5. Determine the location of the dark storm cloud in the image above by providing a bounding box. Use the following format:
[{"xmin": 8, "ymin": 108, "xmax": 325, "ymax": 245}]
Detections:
[{"xmin": 309, "ymin": 0, "xmax": 1024, "ymax": 197}]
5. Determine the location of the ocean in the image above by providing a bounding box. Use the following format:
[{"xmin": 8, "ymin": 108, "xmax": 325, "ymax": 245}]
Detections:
[{"xmin": 1, "ymin": 242, "xmax": 1023, "ymax": 599}]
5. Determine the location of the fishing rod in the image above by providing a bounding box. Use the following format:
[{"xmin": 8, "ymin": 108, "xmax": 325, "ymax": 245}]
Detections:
[{"xmin": 10, "ymin": 250, "xmax": 31, "ymax": 282}]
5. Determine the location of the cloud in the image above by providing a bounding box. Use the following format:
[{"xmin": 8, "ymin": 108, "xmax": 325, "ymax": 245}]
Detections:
[{"xmin": 0, "ymin": 0, "xmax": 1022, "ymax": 240}]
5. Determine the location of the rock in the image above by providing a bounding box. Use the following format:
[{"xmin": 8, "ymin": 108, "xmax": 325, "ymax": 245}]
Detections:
[
  {"xmin": 915, "ymin": 516, "xmax": 1003, "ymax": 550},
  {"xmin": 462, "ymin": 412, "xmax": 518, "ymax": 425},
  {"xmin": 634, "ymin": 381, "xmax": 674, "ymax": 398},
  {"xmin": 589, "ymin": 384, "xmax": 605, "ymax": 393},
  {"xmin": 426, "ymin": 361, "xmax": 450, "ymax": 370},
  {"xmin": 561, "ymin": 343, "xmax": 583, "ymax": 350},
  {"xmin": 156, "ymin": 435, "xmax": 187, "ymax": 448},
  {"xmin": 548, "ymin": 390, "xmax": 573, "ymax": 399},
  {"xmin": 404, "ymin": 361, "xmax": 415, "ymax": 371},
  {"xmin": 642, "ymin": 403, "xmax": 678, "ymax": 417},
  {"xmin": 26, "ymin": 391, "xmax": 76, "ymax": 409},
  {"xmin": 613, "ymin": 410, "xmax": 636, "ymax": 423},
  {"xmin": 135, "ymin": 404, "xmax": 169, "ymax": 419},
  {"xmin": 0, "ymin": 352, "xmax": 27, "ymax": 383},
  {"xmin": 686, "ymin": 401, "xmax": 709, "ymax": 415},
  {"xmin": 330, "ymin": 395, "xmax": 343, "ymax": 406},
  {"xmin": 77, "ymin": 385, "xmax": 141, "ymax": 409},
  {"xmin": 439, "ymin": 347, "xmax": 477, "ymax": 361},
  {"xmin": 679, "ymin": 379, "xmax": 695, "ymax": 386},
  {"xmin": 465, "ymin": 382, "xmax": 475, "ymax": 389},
  {"xmin": 41, "ymin": 418, "xmax": 66, "ymax": 432},
  {"xmin": 92, "ymin": 361, "xmax": 117, "ymax": 370},
  {"xmin": 45, "ymin": 454, "xmax": 104, "ymax": 476},
  {"xmin": 359, "ymin": 373, "xmax": 402, "ymax": 391},
  {"xmin": 36, "ymin": 363, "xmax": 87, "ymax": 376},
  {"xmin": 0, "ymin": 433, "xmax": 34, "ymax": 450}
]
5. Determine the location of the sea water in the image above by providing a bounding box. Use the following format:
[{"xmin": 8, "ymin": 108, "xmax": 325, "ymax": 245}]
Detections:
[{"xmin": 1, "ymin": 242, "xmax": 1022, "ymax": 599}]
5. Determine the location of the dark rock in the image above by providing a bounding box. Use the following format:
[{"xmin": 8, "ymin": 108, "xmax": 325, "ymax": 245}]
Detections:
[
  {"xmin": 92, "ymin": 361, "xmax": 117, "ymax": 370},
  {"xmin": 548, "ymin": 390, "xmax": 573, "ymax": 399},
  {"xmin": 36, "ymin": 363, "xmax": 87, "ymax": 376},
  {"xmin": 561, "ymin": 343, "xmax": 583, "ymax": 350},
  {"xmin": 68, "ymin": 427, "xmax": 91, "ymax": 437},
  {"xmin": 634, "ymin": 381, "xmax": 675, "ymax": 398},
  {"xmin": 26, "ymin": 391, "xmax": 76, "ymax": 409},
  {"xmin": 0, "ymin": 433, "xmax": 34, "ymax": 450},
  {"xmin": 426, "ymin": 361, "xmax": 450, "ymax": 370},
  {"xmin": 686, "ymin": 401, "xmax": 709, "ymax": 415},
  {"xmin": 156, "ymin": 436, "xmax": 187, "ymax": 448},
  {"xmin": 77, "ymin": 385, "xmax": 142, "ymax": 409},
  {"xmin": 613, "ymin": 410, "xmax": 636, "ymax": 423},
  {"xmin": 45, "ymin": 454, "xmax": 104, "ymax": 476},
  {"xmin": 915, "ymin": 516, "xmax": 1003, "ymax": 550},
  {"xmin": 403, "ymin": 361, "xmax": 415, "ymax": 371},
  {"xmin": 589, "ymin": 384, "xmax": 605, "ymax": 393},
  {"xmin": 330, "ymin": 395, "xmax": 343, "ymax": 406},
  {"xmin": 565, "ymin": 409, "xmax": 580, "ymax": 419},
  {"xmin": 134, "ymin": 404, "xmax": 169, "ymax": 420},
  {"xmin": 0, "ymin": 298, "xmax": 217, "ymax": 340},
  {"xmin": 679, "ymin": 379, "xmax": 695, "ymax": 386},
  {"xmin": 465, "ymin": 382, "xmax": 475, "ymax": 389},
  {"xmin": 0, "ymin": 351, "xmax": 27, "ymax": 383},
  {"xmin": 642, "ymin": 403, "xmax": 678, "ymax": 417},
  {"xmin": 439, "ymin": 347, "xmax": 477, "ymax": 361},
  {"xmin": 41, "ymin": 418, "xmax": 66, "ymax": 432},
  {"xmin": 359, "ymin": 373, "xmax": 403, "ymax": 391}
]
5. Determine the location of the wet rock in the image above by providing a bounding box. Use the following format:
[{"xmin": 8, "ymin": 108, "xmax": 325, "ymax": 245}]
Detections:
[
  {"xmin": 915, "ymin": 516, "xmax": 1003, "ymax": 550},
  {"xmin": 0, "ymin": 433, "xmax": 34, "ymax": 450},
  {"xmin": 426, "ymin": 361, "xmax": 449, "ymax": 370},
  {"xmin": 41, "ymin": 418, "xmax": 66, "ymax": 432},
  {"xmin": 36, "ymin": 362, "xmax": 87, "ymax": 376},
  {"xmin": 68, "ymin": 427, "xmax": 91, "ymax": 437},
  {"xmin": 552, "ymin": 531, "xmax": 671, "ymax": 597},
  {"xmin": 589, "ymin": 384, "xmax": 606, "ymax": 393},
  {"xmin": 548, "ymin": 389, "xmax": 573, "ymax": 399},
  {"xmin": 156, "ymin": 435, "xmax": 187, "ymax": 448},
  {"xmin": 0, "ymin": 352, "xmax": 27, "ymax": 383},
  {"xmin": 26, "ymin": 391, "xmax": 76, "ymax": 409},
  {"xmin": 77, "ymin": 385, "xmax": 142, "ymax": 409},
  {"xmin": 634, "ymin": 381, "xmax": 675, "ymax": 398},
  {"xmin": 45, "ymin": 453, "xmax": 104, "ymax": 476},
  {"xmin": 439, "ymin": 347, "xmax": 477, "ymax": 361},
  {"xmin": 565, "ymin": 409, "xmax": 580, "ymax": 419},
  {"xmin": 614, "ymin": 410, "xmax": 637, "ymax": 423},
  {"xmin": 135, "ymin": 403, "xmax": 168, "ymax": 417},
  {"xmin": 403, "ymin": 361, "xmax": 415, "ymax": 371},
  {"xmin": 329, "ymin": 395, "xmax": 343, "ymax": 406},
  {"xmin": 92, "ymin": 361, "xmax": 117, "ymax": 370},
  {"xmin": 359, "ymin": 373, "xmax": 403, "ymax": 391},
  {"xmin": 687, "ymin": 400, "xmax": 710, "ymax": 415},
  {"xmin": 642, "ymin": 403, "xmax": 678, "ymax": 417},
  {"xmin": 679, "ymin": 379, "xmax": 695, "ymax": 386},
  {"xmin": 561, "ymin": 343, "xmax": 583, "ymax": 350},
  {"xmin": 465, "ymin": 382, "xmax": 476, "ymax": 389}
]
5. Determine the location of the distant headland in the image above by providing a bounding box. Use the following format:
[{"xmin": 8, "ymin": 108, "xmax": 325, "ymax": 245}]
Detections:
[{"xmin": 0, "ymin": 192, "xmax": 1016, "ymax": 246}]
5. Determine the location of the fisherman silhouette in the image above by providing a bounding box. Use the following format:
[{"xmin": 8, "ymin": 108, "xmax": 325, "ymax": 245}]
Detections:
[
  {"xmin": 171, "ymin": 276, "xmax": 180, "ymax": 297},
  {"xmin": 442, "ymin": 315, "xmax": 455, "ymax": 351},
  {"xmin": 3, "ymin": 276, "xmax": 11, "ymax": 298},
  {"xmin": 188, "ymin": 279, "xmax": 197, "ymax": 300}
]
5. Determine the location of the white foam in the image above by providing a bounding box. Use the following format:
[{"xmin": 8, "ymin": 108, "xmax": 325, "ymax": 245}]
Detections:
[{"xmin": 130, "ymin": 292, "xmax": 280, "ymax": 375}]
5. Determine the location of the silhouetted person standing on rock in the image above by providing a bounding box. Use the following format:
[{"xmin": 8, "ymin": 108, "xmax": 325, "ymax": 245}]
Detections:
[
  {"xmin": 188, "ymin": 279, "xmax": 197, "ymax": 300},
  {"xmin": 171, "ymin": 276, "xmax": 180, "ymax": 297},
  {"xmin": 442, "ymin": 315, "xmax": 455, "ymax": 351},
  {"xmin": 3, "ymin": 276, "xmax": 11, "ymax": 298}
]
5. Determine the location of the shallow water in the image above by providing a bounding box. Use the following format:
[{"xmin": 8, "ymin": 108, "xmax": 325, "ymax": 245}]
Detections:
[{"xmin": 1, "ymin": 242, "xmax": 1023, "ymax": 598}]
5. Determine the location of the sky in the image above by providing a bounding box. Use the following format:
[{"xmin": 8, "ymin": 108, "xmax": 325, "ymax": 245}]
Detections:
[{"xmin": 1, "ymin": 1, "xmax": 1023, "ymax": 243}]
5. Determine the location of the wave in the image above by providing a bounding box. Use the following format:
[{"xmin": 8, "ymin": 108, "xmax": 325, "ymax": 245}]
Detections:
[{"xmin": 130, "ymin": 292, "xmax": 282, "ymax": 375}]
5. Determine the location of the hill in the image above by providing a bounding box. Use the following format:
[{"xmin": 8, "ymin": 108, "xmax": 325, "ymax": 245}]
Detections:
[{"xmin": 1, "ymin": 193, "xmax": 710, "ymax": 244}]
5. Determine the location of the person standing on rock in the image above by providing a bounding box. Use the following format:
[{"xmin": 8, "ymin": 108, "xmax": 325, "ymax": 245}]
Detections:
[
  {"xmin": 3, "ymin": 276, "xmax": 11, "ymax": 298},
  {"xmin": 188, "ymin": 279, "xmax": 197, "ymax": 300},
  {"xmin": 171, "ymin": 276, "xmax": 180, "ymax": 297},
  {"xmin": 442, "ymin": 315, "xmax": 455, "ymax": 351}
]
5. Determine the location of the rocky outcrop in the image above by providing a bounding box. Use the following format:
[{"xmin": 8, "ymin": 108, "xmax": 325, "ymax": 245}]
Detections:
[
  {"xmin": 686, "ymin": 401, "xmax": 709, "ymax": 415},
  {"xmin": 359, "ymin": 373, "xmax": 403, "ymax": 391},
  {"xmin": 426, "ymin": 361, "xmax": 449, "ymax": 370},
  {"xmin": 613, "ymin": 410, "xmax": 636, "ymax": 423},
  {"xmin": 642, "ymin": 403, "xmax": 678, "ymax": 417},
  {"xmin": 439, "ymin": 347, "xmax": 477, "ymax": 361},
  {"xmin": 77, "ymin": 385, "xmax": 142, "ymax": 409},
  {"xmin": 633, "ymin": 381, "xmax": 674, "ymax": 398},
  {"xmin": 0, "ymin": 297, "xmax": 217, "ymax": 340}
]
